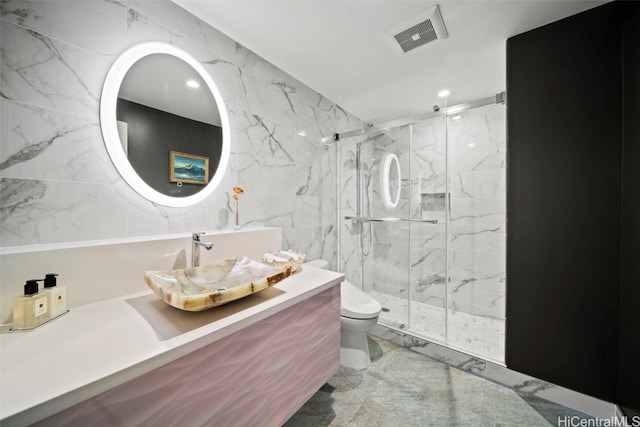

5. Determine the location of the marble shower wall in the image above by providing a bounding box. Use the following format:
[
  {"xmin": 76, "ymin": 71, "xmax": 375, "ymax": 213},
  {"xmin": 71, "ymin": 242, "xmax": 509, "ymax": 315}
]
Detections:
[
  {"xmin": 0, "ymin": 0, "xmax": 359, "ymax": 266},
  {"xmin": 447, "ymin": 103, "xmax": 506, "ymax": 362}
]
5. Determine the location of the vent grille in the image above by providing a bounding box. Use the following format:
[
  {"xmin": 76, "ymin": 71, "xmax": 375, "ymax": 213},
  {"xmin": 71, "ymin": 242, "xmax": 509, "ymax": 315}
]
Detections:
[
  {"xmin": 394, "ymin": 19, "xmax": 438, "ymax": 53},
  {"xmin": 386, "ymin": 5, "xmax": 448, "ymax": 54}
]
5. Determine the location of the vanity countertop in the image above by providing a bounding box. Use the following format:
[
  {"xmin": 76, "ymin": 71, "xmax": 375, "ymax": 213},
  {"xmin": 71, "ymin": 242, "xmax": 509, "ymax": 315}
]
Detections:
[{"xmin": 0, "ymin": 265, "xmax": 344, "ymax": 425}]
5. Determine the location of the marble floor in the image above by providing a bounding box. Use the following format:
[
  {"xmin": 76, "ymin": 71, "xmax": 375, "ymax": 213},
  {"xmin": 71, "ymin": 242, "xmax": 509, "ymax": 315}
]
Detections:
[{"xmin": 285, "ymin": 336, "xmax": 591, "ymax": 426}]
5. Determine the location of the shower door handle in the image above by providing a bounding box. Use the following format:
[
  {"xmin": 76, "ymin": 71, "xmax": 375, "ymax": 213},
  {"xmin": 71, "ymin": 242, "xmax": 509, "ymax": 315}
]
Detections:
[
  {"xmin": 344, "ymin": 216, "xmax": 438, "ymax": 224},
  {"xmin": 345, "ymin": 216, "xmax": 371, "ymax": 224}
]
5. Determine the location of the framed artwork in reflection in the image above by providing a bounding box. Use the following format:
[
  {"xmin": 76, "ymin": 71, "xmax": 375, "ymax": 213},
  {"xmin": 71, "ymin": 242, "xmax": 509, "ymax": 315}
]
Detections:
[{"xmin": 169, "ymin": 151, "xmax": 209, "ymax": 185}]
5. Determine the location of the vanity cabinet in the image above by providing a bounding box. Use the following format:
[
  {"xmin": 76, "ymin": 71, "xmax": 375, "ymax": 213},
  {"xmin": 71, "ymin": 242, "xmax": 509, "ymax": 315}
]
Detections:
[
  {"xmin": 33, "ymin": 286, "xmax": 340, "ymax": 426},
  {"xmin": 0, "ymin": 248, "xmax": 343, "ymax": 427}
]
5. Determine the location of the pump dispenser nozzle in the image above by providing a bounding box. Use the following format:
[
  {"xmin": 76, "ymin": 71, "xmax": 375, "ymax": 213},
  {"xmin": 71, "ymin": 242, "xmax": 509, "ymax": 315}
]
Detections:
[
  {"xmin": 44, "ymin": 273, "xmax": 58, "ymax": 288},
  {"xmin": 24, "ymin": 279, "xmax": 42, "ymax": 295}
]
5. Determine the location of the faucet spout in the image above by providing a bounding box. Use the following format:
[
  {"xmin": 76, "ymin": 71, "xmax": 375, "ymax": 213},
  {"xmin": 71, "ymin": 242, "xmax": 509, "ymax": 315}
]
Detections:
[{"xmin": 192, "ymin": 232, "xmax": 214, "ymax": 268}]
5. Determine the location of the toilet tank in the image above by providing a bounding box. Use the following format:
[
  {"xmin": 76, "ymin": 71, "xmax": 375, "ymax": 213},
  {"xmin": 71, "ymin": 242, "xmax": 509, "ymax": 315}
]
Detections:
[{"xmin": 304, "ymin": 259, "xmax": 329, "ymax": 269}]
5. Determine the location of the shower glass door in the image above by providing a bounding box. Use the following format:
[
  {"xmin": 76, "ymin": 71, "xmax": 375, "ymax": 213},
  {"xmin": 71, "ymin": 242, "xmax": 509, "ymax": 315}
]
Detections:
[
  {"xmin": 340, "ymin": 114, "xmax": 448, "ymax": 343},
  {"xmin": 407, "ymin": 116, "xmax": 448, "ymax": 341},
  {"xmin": 339, "ymin": 100, "xmax": 506, "ymax": 363},
  {"xmin": 362, "ymin": 126, "xmax": 412, "ymax": 330}
]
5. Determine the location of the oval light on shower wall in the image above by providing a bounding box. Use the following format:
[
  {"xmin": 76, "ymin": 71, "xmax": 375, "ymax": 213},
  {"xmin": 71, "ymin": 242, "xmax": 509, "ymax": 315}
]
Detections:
[{"xmin": 380, "ymin": 153, "xmax": 401, "ymax": 208}]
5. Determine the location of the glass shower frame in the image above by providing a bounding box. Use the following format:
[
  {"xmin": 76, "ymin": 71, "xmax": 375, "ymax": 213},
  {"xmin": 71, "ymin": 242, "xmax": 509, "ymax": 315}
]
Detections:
[
  {"xmin": 338, "ymin": 96, "xmax": 507, "ymax": 362},
  {"xmin": 338, "ymin": 110, "xmax": 450, "ymax": 344}
]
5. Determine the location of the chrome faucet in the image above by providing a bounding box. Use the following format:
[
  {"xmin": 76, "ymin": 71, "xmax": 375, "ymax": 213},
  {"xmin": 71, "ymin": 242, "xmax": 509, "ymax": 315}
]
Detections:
[{"xmin": 192, "ymin": 232, "xmax": 214, "ymax": 268}]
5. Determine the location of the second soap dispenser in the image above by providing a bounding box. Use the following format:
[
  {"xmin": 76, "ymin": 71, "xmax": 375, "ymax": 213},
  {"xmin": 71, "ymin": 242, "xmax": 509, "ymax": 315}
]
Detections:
[{"xmin": 43, "ymin": 273, "xmax": 67, "ymax": 318}]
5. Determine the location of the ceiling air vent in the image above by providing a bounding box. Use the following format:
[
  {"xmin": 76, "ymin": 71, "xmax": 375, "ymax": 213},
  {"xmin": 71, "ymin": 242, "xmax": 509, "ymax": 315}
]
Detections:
[{"xmin": 387, "ymin": 5, "xmax": 448, "ymax": 54}]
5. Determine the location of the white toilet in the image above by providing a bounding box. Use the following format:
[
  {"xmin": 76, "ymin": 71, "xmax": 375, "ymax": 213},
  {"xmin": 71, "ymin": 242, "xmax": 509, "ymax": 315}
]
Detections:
[{"xmin": 304, "ymin": 260, "xmax": 382, "ymax": 370}]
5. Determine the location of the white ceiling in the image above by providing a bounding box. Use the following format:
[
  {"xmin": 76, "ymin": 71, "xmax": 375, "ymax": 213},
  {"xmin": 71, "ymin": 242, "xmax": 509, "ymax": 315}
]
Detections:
[{"xmin": 173, "ymin": 0, "xmax": 609, "ymax": 122}]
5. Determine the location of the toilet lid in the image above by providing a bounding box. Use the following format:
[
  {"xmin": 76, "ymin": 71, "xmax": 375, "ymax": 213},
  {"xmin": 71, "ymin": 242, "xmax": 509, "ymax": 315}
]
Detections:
[{"xmin": 341, "ymin": 281, "xmax": 382, "ymax": 319}]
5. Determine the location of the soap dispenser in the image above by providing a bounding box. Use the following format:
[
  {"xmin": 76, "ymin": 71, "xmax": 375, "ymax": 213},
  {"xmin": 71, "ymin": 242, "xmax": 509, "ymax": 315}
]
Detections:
[
  {"xmin": 12, "ymin": 279, "xmax": 49, "ymax": 330},
  {"xmin": 43, "ymin": 273, "xmax": 67, "ymax": 318}
]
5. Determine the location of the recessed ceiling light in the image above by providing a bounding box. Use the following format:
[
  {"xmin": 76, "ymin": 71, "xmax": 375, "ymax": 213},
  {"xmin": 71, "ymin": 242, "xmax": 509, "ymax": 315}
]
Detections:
[
  {"xmin": 451, "ymin": 115, "xmax": 462, "ymax": 121},
  {"xmin": 297, "ymin": 130, "xmax": 306, "ymax": 137},
  {"xmin": 438, "ymin": 89, "xmax": 450, "ymax": 98},
  {"xmin": 186, "ymin": 79, "xmax": 200, "ymax": 89}
]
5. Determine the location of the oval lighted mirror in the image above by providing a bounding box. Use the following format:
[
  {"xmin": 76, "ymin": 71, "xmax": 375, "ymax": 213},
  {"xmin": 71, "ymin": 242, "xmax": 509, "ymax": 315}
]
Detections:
[
  {"xmin": 100, "ymin": 42, "xmax": 230, "ymax": 207},
  {"xmin": 381, "ymin": 153, "xmax": 401, "ymax": 208}
]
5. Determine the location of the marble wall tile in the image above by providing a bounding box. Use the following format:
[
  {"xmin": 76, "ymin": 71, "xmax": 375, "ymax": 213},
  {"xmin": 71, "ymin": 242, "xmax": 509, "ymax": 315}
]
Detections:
[
  {"xmin": 448, "ymin": 276, "xmax": 506, "ymax": 320},
  {"xmin": 448, "ymin": 104, "xmax": 506, "ymax": 158},
  {"xmin": 367, "ymin": 222, "xmax": 411, "ymax": 298},
  {"xmin": 411, "ymin": 117, "xmax": 447, "ymax": 199},
  {"xmin": 410, "ymin": 234, "xmax": 447, "ymax": 306},
  {"xmin": 449, "ymin": 250, "xmax": 505, "ymax": 318},
  {"xmin": 450, "ymin": 197, "xmax": 506, "ymax": 227},
  {"xmin": 339, "ymin": 144, "xmax": 359, "ymax": 216},
  {"xmin": 0, "ymin": 0, "xmax": 360, "ymax": 250},
  {"xmin": 1, "ymin": 178, "xmax": 128, "ymax": 246},
  {"xmin": 0, "ymin": 99, "xmax": 118, "ymax": 184},
  {"xmin": 236, "ymin": 193, "xmax": 295, "ymax": 229},
  {"xmin": 127, "ymin": 0, "xmax": 236, "ymax": 62},
  {"xmin": 1, "ymin": 21, "xmax": 110, "ymax": 120},
  {"xmin": 282, "ymin": 225, "xmax": 336, "ymax": 269},
  {"xmin": 340, "ymin": 222, "xmax": 365, "ymax": 286},
  {"xmin": 311, "ymin": 99, "xmax": 356, "ymax": 142},
  {"xmin": 293, "ymin": 196, "xmax": 333, "ymax": 228},
  {"xmin": 126, "ymin": 8, "xmax": 210, "ymax": 58},
  {"xmin": 449, "ymin": 223, "xmax": 506, "ymax": 253},
  {"xmin": 0, "ymin": 0, "xmax": 127, "ymax": 56},
  {"xmin": 300, "ymin": 143, "xmax": 337, "ymax": 198},
  {"xmin": 236, "ymin": 74, "xmax": 305, "ymax": 125},
  {"xmin": 450, "ymin": 168, "xmax": 506, "ymax": 199}
]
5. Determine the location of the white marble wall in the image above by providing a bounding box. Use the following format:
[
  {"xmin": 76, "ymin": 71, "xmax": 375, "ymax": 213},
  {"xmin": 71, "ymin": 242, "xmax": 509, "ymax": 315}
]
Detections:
[{"xmin": 0, "ymin": 0, "xmax": 359, "ymax": 268}]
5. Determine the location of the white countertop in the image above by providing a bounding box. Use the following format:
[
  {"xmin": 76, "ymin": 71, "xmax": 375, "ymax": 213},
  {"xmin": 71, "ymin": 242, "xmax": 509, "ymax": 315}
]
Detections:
[{"xmin": 0, "ymin": 266, "xmax": 344, "ymax": 426}]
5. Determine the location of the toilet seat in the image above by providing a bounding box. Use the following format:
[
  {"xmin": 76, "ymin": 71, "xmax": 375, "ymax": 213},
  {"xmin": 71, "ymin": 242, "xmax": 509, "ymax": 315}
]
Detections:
[{"xmin": 340, "ymin": 281, "xmax": 382, "ymax": 319}]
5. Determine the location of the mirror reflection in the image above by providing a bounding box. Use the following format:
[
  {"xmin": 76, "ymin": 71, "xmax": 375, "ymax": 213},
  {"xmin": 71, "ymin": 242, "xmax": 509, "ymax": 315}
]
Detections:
[
  {"xmin": 381, "ymin": 152, "xmax": 401, "ymax": 208},
  {"xmin": 116, "ymin": 53, "xmax": 223, "ymax": 197}
]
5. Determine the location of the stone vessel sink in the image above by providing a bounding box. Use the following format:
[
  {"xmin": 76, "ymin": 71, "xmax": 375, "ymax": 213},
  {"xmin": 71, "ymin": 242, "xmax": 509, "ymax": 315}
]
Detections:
[{"xmin": 144, "ymin": 257, "xmax": 292, "ymax": 311}]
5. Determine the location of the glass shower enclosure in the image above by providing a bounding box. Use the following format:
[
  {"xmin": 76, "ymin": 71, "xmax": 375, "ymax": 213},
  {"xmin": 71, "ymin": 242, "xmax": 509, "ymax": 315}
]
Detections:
[{"xmin": 338, "ymin": 99, "xmax": 506, "ymax": 364}]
